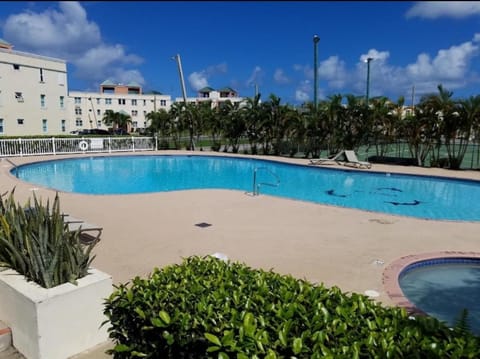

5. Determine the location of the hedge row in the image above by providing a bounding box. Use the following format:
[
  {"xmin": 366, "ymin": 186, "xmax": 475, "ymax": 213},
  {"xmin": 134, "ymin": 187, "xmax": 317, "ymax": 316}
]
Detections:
[{"xmin": 103, "ymin": 256, "xmax": 479, "ymax": 358}]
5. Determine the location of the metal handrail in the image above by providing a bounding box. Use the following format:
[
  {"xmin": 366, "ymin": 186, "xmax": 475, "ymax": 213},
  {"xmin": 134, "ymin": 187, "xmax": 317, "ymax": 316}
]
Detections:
[{"xmin": 252, "ymin": 166, "xmax": 280, "ymax": 196}]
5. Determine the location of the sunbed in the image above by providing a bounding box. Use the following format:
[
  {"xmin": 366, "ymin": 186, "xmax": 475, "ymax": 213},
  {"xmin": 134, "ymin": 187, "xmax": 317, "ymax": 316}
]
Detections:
[
  {"xmin": 309, "ymin": 151, "xmax": 345, "ymax": 165},
  {"xmin": 343, "ymin": 150, "xmax": 372, "ymax": 169}
]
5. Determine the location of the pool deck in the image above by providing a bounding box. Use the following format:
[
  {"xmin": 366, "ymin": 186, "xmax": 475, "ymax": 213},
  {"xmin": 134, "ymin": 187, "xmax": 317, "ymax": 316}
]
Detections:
[{"xmin": 2, "ymin": 150, "xmax": 480, "ymax": 358}]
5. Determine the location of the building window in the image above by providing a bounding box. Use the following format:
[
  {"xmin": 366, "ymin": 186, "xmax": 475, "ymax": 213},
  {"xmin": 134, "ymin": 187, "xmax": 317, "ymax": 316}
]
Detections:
[
  {"xmin": 133, "ymin": 121, "xmax": 138, "ymax": 128},
  {"xmin": 118, "ymin": 98, "xmax": 126, "ymax": 105},
  {"xmin": 61, "ymin": 119, "xmax": 66, "ymax": 132},
  {"xmin": 75, "ymin": 107, "xmax": 82, "ymax": 115},
  {"xmin": 17, "ymin": 119, "xmax": 24, "ymax": 125},
  {"xmin": 74, "ymin": 97, "xmax": 81, "ymax": 104},
  {"xmin": 102, "ymin": 87, "xmax": 114, "ymax": 94},
  {"xmin": 97, "ymin": 120, "xmax": 102, "ymax": 127},
  {"xmin": 13, "ymin": 64, "xmax": 20, "ymax": 70},
  {"xmin": 105, "ymin": 98, "xmax": 112, "ymax": 105},
  {"xmin": 42, "ymin": 119, "xmax": 48, "ymax": 133},
  {"xmin": 60, "ymin": 96, "xmax": 64, "ymax": 108},
  {"xmin": 57, "ymin": 73, "xmax": 66, "ymax": 86},
  {"xmin": 143, "ymin": 100, "xmax": 146, "ymax": 106},
  {"xmin": 96, "ymin": 98, "xmax": 101, "ymax": 105},
  {"xmin": 131, "ymin": 110, "xmax": 138, "ymax": 117},
  {"xmin": 160, "ymin": 100, "xmax": 167, "ymax": 106},
  {"xmin": 0, "ymin": 119, "xmax": 3, "ymax": 133},
  {"xmin": 40, "ymin": 94, "xmax": 46, "ymax": 108},
  {"xmin": 39, "ymin": 68, "xmax": 44, "ymax": 82},
  {"xmin": 15, "ymin": 92, "xmax": 24, "ymax": 102},
  {"xmin": 97, "ymin": 109, "xmax": 101, "ymax": 116},
  {"xmin": 75, "ymin": 118, "xmax": 83, "ymax": 126},
  {"xmin": 131, "ymin": 99, "xmax": 137, "ymax": 106},
  {"xmin": 143, "ymin": 110, "xmax": 147, "ymax": 116}
]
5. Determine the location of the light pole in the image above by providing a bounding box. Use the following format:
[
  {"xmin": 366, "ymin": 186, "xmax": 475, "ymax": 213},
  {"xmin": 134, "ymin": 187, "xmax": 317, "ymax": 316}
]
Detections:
[
  {"xmin": 365, "ymin": 57, "xmax": 373, "ymax": 107},
  {"xmin": 313, "ymin": 35, "xmax": 320, "ymax": 111}
]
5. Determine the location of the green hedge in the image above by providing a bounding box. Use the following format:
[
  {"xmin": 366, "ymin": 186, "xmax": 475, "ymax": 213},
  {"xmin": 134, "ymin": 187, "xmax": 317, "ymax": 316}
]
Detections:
[{"xmin": 104, "ymin": 256, "xmax": 480, "ymax": 358}]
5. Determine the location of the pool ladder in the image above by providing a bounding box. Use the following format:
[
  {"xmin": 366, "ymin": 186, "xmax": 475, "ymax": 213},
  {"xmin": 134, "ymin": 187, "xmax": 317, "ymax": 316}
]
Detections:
[{"xmin": 252, "ymin": 167, "xmax": 280, "ymax": 196}]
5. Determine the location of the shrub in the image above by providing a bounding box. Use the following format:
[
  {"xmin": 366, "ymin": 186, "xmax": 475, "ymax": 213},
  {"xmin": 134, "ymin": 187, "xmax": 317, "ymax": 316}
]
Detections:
[
  {"xmin": 104, "ymin": 256, "xmax": 480, "ymax": 358},
  {"xmin": 0, "ymin": 190, "xmax": 98, "ymax": 288}
]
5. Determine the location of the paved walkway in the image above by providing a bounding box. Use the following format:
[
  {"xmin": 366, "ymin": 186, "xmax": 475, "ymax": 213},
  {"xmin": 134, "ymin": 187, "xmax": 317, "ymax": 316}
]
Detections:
[{"xmin": 1, "ymin": 151, "xmax": 480, "ymax": 358}]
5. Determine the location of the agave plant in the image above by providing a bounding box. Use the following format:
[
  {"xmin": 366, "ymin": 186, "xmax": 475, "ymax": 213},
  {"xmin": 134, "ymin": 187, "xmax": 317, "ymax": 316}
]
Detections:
[{"xmin": 0, "ymin": 189, "xmax": 97, "ymax": 288}]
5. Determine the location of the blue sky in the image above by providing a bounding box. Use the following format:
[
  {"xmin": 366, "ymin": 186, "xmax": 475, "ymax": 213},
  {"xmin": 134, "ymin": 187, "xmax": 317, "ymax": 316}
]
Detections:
[{"xmin": 2, "ymin": 1, "xmax": 480, "ymax": 105}]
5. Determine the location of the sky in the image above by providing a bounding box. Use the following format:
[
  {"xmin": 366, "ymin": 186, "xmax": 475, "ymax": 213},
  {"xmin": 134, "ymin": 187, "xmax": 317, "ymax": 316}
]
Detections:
[{"xmin": 2, "ymin": 1, "xmax": 480, "ymax": 106}]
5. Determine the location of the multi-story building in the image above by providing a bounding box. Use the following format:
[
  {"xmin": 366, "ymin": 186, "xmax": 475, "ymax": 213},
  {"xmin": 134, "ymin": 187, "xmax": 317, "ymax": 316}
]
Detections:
[
  {"xmin": 0, "ymin": 39, "xmax": 69, "ymax": 136},
  {"xmin": 175, "ymin": 86, "xmax": 244, "ymax": 108},
  {"xmin": 69, "ymin": 80, "xmax": 172, "ymax": 133}
]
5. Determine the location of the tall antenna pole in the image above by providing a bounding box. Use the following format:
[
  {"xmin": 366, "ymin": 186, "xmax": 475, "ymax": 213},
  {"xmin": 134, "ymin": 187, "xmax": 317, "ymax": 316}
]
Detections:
[
  {"xmin": 173, "ymin": 54, "xmax": 194, "ymax": 150},
  {"xmin": 313, "ymin": 35, "xmax": 320, "ymax": 111},
  {"xmin": 411, "ymin": 85, "xmax": 415, "ymax": 112},
  {"xmin": 173, "ymin": 54, "xmax": 188, "ymax": 106}
]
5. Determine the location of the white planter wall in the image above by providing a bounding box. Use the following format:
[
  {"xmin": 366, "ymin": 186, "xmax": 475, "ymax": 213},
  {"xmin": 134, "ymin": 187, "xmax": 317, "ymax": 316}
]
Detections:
[{"xmin": 0, "ymin": 268, "xmax": 112, "ymax": 359}]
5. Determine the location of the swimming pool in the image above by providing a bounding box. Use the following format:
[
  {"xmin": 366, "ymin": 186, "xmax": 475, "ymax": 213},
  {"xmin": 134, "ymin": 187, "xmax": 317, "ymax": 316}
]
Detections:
[
  {"xmin": 14, "ymin": 154, "xmax": 480, "ymax": 221},
  {"xmin": 399, "ymin": 258, "xmax": 480, "ymax": 334}
]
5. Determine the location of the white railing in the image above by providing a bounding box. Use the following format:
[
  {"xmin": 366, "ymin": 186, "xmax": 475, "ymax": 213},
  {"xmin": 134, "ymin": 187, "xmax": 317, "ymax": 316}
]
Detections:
[{"xmin": 0, "ymin": 137, "xmax": 157, "ymax": 157}]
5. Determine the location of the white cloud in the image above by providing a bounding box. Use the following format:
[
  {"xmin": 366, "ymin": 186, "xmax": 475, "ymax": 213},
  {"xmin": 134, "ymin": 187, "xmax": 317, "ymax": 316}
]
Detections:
[
  {"xmin": 293, "ymin": 64, "xmax": 313, "ymax": 79},
  {"xmin": 187, "ymin": 63, "xmax": 228, "ymax": 91},
  {"xmin": 407, "ymin": 38, "xmax": 479, "ymax": 82},
  {"xmin": 289, "ymin": 33, "xmax": 479, "ymax": 104},
  {"xmin": 2, "ymin": 1, "xmax": 144, "ymax": 89},
  {"xmin": 295, "ymin": 80, "xmax": 311, "ymax": 102},
  {"xmin": 246, "ymin": 66, "xmax": 264, "ymax": 86},
  {"xmin": 359, "ymin": 49, "xmax": 390, "ymax": 64},
  {"xmin": 295, "ymin": 89, "xmax": 310, "ymax": 102},
  {"xmin": 273, "ymin": 68, "xmax": 290, "ymax": 84},
  {"xmin": 188, "ymin": 71, "xmax": 209, "ymax": 91},
  {"xmin": 406, "ymin": 1, "xmax": 480, "ymax": 19},
  {"xmin": 318, "ymin": 56, "xmax": 347, "ymax": 89}
]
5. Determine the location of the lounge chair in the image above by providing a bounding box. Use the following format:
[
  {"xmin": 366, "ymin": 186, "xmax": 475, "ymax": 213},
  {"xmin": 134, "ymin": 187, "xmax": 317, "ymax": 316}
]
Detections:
[
  {"xmin": 343, "ymin": 150, "xmax": 372, "ymax": 169},
  {"xmin": 309, "ymin": 151, "xmax": 345, "ymax": 165},
  {"xmin": 62, "ymin": 215, "xmax": 103, "ymax": 245}
]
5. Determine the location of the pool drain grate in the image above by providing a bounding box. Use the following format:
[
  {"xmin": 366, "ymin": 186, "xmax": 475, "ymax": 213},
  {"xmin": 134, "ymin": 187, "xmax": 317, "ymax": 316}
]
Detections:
[{"xmin": 195, "ymin": 222, "xmax": 212, "ymax": 228}]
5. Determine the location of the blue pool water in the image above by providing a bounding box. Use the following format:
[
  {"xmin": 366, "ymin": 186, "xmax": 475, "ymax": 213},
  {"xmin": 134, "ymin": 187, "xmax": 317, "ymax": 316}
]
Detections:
[
  {"xmin": 14, "ymin": 154, "xmax": 480, "ymax": 221},
  {"xmin": 399, "ymin": 259, "xmax": 480, "ymax": 334}
]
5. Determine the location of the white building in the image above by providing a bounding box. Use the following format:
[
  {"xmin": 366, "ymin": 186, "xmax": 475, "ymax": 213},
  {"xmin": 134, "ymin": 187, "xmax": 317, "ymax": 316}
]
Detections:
[
  {"xmin": 69, "ymin": 80, "xmax": 172, "ymax": 133},
  {"xmin": 175, "ymin": 87, "xmax": 244, "ymax": 108},
  {"xmin": 0, "ymin": 39, "xmax": 69, "ymax": 136}
]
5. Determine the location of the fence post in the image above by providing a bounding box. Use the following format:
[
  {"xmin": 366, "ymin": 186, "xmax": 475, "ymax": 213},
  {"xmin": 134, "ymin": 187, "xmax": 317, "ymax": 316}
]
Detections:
[
  {"xmin": 108, "ymin": 137, "xmax": 112, "ymax": 153},
  {"xmin": 52, "ymin": 137, "xmax": 56, "ymax": 155},
  {"xmin": 18, "ymin": 138, "xmax": 23, "ymax": 157},
  {"xmin": 155, "ymin": 135, "xmax": 158, "ymax": 151}
]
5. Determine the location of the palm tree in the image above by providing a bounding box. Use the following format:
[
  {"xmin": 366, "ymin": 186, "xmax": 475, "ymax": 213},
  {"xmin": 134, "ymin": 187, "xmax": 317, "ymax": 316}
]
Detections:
[
  {"xmin": 102, "ymin": 110, "xmax": 132, "ymax": 133},
  {"xmin": 369, "ymin": 96, "xmax": 393, "ymax": 157},
  {"xmin": 242, "ymin": 94, "xmax": 263, "ymax": 154},
  {"xmin": 221, "ymin": 100, "xmax": 244, "ymax": 153},
  {"xmin": 420, "ymin": 85, "xmax": 461, "ymax": 168},
  {"xmin": 458, "ymin": 95, "xmax": 480, "ymax": 168},
  {"xmin": 146, "ymin": 109, "xmax": 171, "ymax": 148}
]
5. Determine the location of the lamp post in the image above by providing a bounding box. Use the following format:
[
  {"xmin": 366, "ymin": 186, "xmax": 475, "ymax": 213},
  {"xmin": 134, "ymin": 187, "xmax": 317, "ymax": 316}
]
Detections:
[
  {"xmin": 365, "ymin": 57, "xmax": 373, "ymax": 107},
  {"xmin": 313, "ymin": 35, "xmax": 320, "ymax": 111}
]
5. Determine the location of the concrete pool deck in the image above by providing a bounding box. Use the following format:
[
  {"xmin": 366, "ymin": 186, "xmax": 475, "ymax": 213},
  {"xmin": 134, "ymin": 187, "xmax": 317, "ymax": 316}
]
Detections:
[{"xmin": 2, "ymin": 150, "xmax": 480, "ymax": 358}]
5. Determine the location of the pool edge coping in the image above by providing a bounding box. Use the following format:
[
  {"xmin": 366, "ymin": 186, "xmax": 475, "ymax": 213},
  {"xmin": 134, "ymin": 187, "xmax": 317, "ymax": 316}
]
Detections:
[{"xmin": 383, "ymin": 251, "xmax": 480, "ymax": 314}]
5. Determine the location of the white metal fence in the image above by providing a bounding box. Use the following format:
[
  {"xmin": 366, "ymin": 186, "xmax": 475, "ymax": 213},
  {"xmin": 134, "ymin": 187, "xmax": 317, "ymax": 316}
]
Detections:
[{"xmin": 0, "ymin": 136, "xmax": 156, "ymax": 157}]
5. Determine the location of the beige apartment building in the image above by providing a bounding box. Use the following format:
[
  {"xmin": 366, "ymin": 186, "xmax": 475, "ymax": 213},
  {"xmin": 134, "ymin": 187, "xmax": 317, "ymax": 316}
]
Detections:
[
  {"xmin": 0, "ymin": 39, "xmax": 69, "ymax": 136},
  {"xmin": 0, "ymin": 40, "xmax": 244, "ymax": 137},
  {"xmin": 69, "ymin": 80, "xmax": 172, "ymax": 133},
  {"xmin": 176, "ymin": 86, "xmax": 244, "ymax": 108}
]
